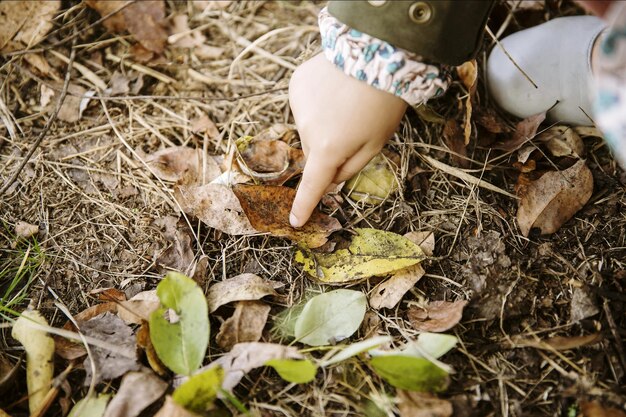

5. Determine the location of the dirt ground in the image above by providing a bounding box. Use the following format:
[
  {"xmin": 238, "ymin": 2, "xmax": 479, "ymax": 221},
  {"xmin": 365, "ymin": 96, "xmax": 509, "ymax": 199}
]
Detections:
[{"xmin": 1, "ymin": 1, "xmax": 625, "ymax": 416}]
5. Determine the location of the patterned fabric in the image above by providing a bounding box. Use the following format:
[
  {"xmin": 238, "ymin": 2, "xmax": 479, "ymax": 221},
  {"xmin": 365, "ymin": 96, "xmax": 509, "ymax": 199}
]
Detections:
[
  {"xmin": 318, "ymin": 7, "xmax": 451, "ymax": 106},
  {"xmin": 594, "ymin": 2, "xmax": 626, "ymax": 168}
]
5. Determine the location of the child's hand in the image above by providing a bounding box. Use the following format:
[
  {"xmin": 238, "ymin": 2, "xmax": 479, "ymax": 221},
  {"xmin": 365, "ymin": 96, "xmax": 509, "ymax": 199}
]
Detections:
[{"xmin": 288, "ymin": 54, "xmax": 408, "ymax": 227}]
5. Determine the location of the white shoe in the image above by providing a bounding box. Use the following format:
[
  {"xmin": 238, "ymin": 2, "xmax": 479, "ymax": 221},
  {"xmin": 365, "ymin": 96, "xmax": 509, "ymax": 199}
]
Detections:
[{"xmin": 487, "ymin": 16, "xmax": 606, "ymax": 126}]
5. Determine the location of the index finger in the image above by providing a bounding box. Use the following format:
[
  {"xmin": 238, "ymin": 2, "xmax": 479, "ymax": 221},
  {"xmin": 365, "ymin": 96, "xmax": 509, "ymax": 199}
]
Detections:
[{"xmin": 290, "ymin": 151, "xmax": 338, "ymax": 228}]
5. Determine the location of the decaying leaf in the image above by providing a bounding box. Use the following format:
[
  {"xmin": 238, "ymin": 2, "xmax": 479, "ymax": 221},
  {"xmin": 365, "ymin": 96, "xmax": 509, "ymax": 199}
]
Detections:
[
  {"xmin": 154, "ymin": 396, "xmax": 202, "ymax": 417},
  {"xmin": 216, "ymin": 301, "xmax": 271, "ymax": 350},
  {"xmin": 11, "ymin": 309, "xmax": 55, "ymax": 414},
  {"xmin": 510, "ymin": 333, "xmax": 601, "ymax": 351},
  {"xmin": 580, "ymin": 401, "xmax": 626, "ymax": 417},
  {"xmin": 516, "ymin": 159, "xmax": 593, "ymax": 236},
  {"xmin": 68, "ymin": 394, "xmax": 111, "ymax": 417},
  {"xmin": 15, "ymin": 221, "xmax": 38, "ymax": 238},
  {"xmin": 153, "ymin": 216, "xmax": 194, "ymax": 273},
  {"xmin": 86, "ymin": 0, "xmax": 167, "ymax": 53},
  {"xmin": 295, "ymin": 228, "xmax": 425, "ymax": 284},
  {"xmin": 441, "ymin": 119, "xmax": 469, "ymax": 168},
  {"xmin": 294, "ymin": 289, "xmax": 367, "ymax": 346},
  {"xmin": 536, "ymin": 125, "xmax": 585, "ymax": 158},
  {"xmin": 146, "ymin": 147, "xmax": 221, "ymax": 183},
  {"xmin": 137, "ymin": 323, "xmax": 169, "ymax": 377},
  {"xmin": 181, "ymin": 342, "xmax": 304, "ymax": 392},
  {"xmin": 237, "ymin": 137, "xmax": 305, "ymax": 185},
  {"xmin": 407, "ymin": 300, "xmax": 468, "ymax": 332},
  {"xmin": 0, "ymin": 1, "xmax": 60, "ymax": 52},
  {"xmin": 397, "ymin": 390, "xmax": 453, "ymax": 417},
  {"xmin": 233, "ymin": 184, "xmax": 342, "ymax": 248},
  {"xmin": 149, "ymin": 272, "xmax": 209, "ymax": 376},
  {"xmin": 103, "ymin": 369, "xmax": 168, "ymax": 417},
  {"xmin": 79, "ymin": 312, "xmax": 140, "ymax": 384},
  {"xmin": 369, "ymin": 231, "xmax": 434, "ymax": 310},
  {"xmin": 343, "ymin": 153, "xmax": 400, "ymax": 203},
  {"xmin": 172, "ymin": 367, "xmax": 223, "ymax": 413},
  {"xmin": 456, "ymin": 60, "xmax": 477, "ymax": 146},
  {"xmin": 117, "ymin": 290, "xmax": 160, "ymax": 324},
  {"xmin": 189, "ymin": 114, "xmax": 219, "ymax": 138},
  {"xmin": 494, "ymin": 112, "xmax": 546, "ymax": 152},
  {"xmin": 175, "ymin": 183, "xmax": 258, "ymax": 235},
  {"xmin": 570, "ymin": 286, "xmax": 599, "ymax": 323},
  {"xmin": 207, "ymin": 273, "xmax": 279, "ymax": 313}
]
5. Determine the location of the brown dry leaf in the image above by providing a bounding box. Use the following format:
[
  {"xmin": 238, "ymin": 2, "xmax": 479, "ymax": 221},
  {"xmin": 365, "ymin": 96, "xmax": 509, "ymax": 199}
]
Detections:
[
  {"xmin": 580, "ymin": 402, "xmax": 626, "ymax": 417},
  {"xmin": 397, "ymin": 390, "xmax": 453, "ymax": 417},
  {"xmin": 237, "ymin": 139, "xmax": 305, "ymax": 185},
  {"xmin": 536, "ymin": 126, "xmax": 585, "ymax": 158},
  {"xmin": 233, "ymin": 185, "xmax": 342, "ymax": 248},
  {"xmin": 86, "ymin": 1, "xmax": 167, "ymax": 53},
  {"xmin": 183, "ymin": 342, "xmax": 303, "ymax": 392},
  {"xmin": 146, "ymin": 147, "xmax": 221, "ymax": 183},
  {"xmin": 154, "ymin": 396, "xmax": 202, "ymax": 417},
  {"xmin": 190, "ymin": 114, "xmax": 219, "ymax": 139},
  {"xmin": 0, "ymin": 1, "xmax": 60, "ymax": 52},
  {"xmin": 107, "ymin": 71, "xmax": 131, "ymax": 96},
  {"xmin": 442, "ymin": 120, "xmax": 469, "ymax": 168},
  {"xmin": 407, "ymin": 300, "xmax": 468, "ymax": 333},
  {"xmin": 570, "ymin": 286, "xmax": 599, "ymax": 323},
  {"xmin": 90, "ymin": 287, "xmax": 127, "ymax": 303},
  {"xmin": 510, "ymin": 333, "xmax": 601, "ymax": 351},
  {"xmin": 207, "ymin": 273, "xmax": 278, "ymax": 313},
  {"xmin": 79, "ymin": 312, "xmax": 140, "ymax": 385},
  {"xmin": 15, "ymin": 221, "xmax": 38, "ymax": 238},
  {"xmin": 494, "ymin": 112, "xmax": 546, "ymax": 152},
  {"xmin": 369, "ymin": 231, "xmax": 434, "ymax": 310},
  {"xmin": 457, "ymin": 60, "xmax": 477, "ymax": 94},
  {"xmin": 136, "ymin": 323, "xmax": 169, "ymax": 377},
  {"xmin": 51, "ymin": 83, "xmax": 87, "ymax": 123},
  {"xmin": 174, "ymin": 183, "xmax": 257, "ymax": 235},
  {"xmin": 516, "ymin": 159, "xmax": 593, "ymax": 236},
  {"xmin": 216, "ymin": 301, "xmax": 271, "ymax": 350},
  {"xmin": 153, "ymin": 216, "xmax": 194, "ymax": 273},
  {"xmin": 117, "ymin": 290, "xmax": 160, "ymax": 325},
  {"xmin": 103, "ymin": 369, "xmax": 168, "ymax": 417}
]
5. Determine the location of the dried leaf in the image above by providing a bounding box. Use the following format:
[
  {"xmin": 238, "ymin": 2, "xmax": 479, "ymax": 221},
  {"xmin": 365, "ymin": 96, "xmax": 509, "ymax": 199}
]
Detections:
[
  {"xmin": 407, "ymin": 301, "xmax": 468, "ymax": 332},
  {"xmin": 117, "ymin": 290, "xmax": 160, "ymax": 325},
  {"xmin": 494, "ymin": 112, "xmax": 546, "ymax": 152},
  {"xmin": 536, "ymin": 125, "xmax": 585, "ymax": 158},
  {"xmin": 175, "ymin": 183, "xmax": 258, "ymax": 235},
  {"xmin": 80, "ymin": 312, "xmax": 140, "ymax": 384},
  {"xmin": 15, "ymin": 221, "xmax": 38, "ymax": 238},
  {"xmin": 154, "ymin": 396, "xmax": 202, "ymax": 417},
  {"xmin": 442, "ymin": 120, "xmax": 469, "ymax": 168},
  {"xmin": 516, "ymin": 159, "xmax": 593, "ymax": 236},
  {"xmin": 169, "ymin": 14, "xmax": 206, "ymax": 49},
  {"xmin": 237, "ymin": 138, "xmax": 305, "ymax": 185},
  {"xmin": 54, "ymin": 83, "xmax": 87, "ymax": 123},
  {"xmin": 216, "ymin": 301, "xmax": 271, "ymax": 350},
  {"xmin": 233, "ymin": 185, "xmax": 341, "ymax": 248},
  {"xmin": 457, "ymin": 60, "xmax": 477, "ymax": 94},
  {"xmin": 206, "ymin": 273, "xmax": 278, "ymax": 313},
  {"xmin": 11, "ymin": 310, "xmax": 55, "ymax": 414},
  {"xmin": 103, "ymin": 370, "xmax": 168, "ymax": 417},
  {"xmin": 146, "ymin": 147, "xmax": 221, "ymax": 183},
  {"xmin": 294, "ymin": 289, "xmax": 367, "ymax": 346},
  {"xmin": 136, "ymin": 323, "xmax": 169, "ymax": 377},
  {"xmin": 580, "ymin": 401, "xmax": 626, "ymax": 417},
  {"xmin": 187, "ymin": 342, "xmax": 303, "ymax": 392},
  {"xmin": 153, "ymin": 216, "xmax": 194, "ymax": 273},
  {"xmin": 0, "ymin": 1, "xmax": 60, "ymax": 52},
  {"xmin": 344, "ymin": 153, "xmax": 400, "ymax": 203},
  {"xmin": 190, "ymin": 115, "xmax": 219, "ymax": 139},
  {"xmin": 570, "ymin": 286, "xmax": 599, "ymax": 323},
  {"xmin": 369, "ymin": 231, "xmax": 433, "ymax": 310},
  {"xmin": 397, "ymin": 390, "xmax": 453, "ymax": 417},
  {"xmin": 295, "ymin": 228, "xmax": 425, "ymax": 284},
  {"xmin": 86, "ymin": 1, "xmax": 167, "ymax": 53}
]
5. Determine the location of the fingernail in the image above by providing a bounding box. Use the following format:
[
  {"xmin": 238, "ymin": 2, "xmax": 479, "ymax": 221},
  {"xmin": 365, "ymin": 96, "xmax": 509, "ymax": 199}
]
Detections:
[{"xmin": 290, "ymin": 213, "xmax": 301, "ymax": 228}]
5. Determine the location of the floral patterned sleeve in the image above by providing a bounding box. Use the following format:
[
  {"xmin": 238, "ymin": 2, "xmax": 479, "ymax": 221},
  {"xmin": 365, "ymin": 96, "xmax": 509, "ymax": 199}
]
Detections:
[
  {"xmin": 319, "ymin": 7, "xmax": 451, "ymax": 107},
  {"xmin": 593, "ymin": 2, "xmax": 626, "ymax": 168}
]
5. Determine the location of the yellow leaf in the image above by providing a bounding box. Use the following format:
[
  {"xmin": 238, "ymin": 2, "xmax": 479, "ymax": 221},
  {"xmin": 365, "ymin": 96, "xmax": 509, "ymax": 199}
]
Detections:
[
  {"xmin": 343, "ymin": 154, "xmax": 399, "ymax": 204},
  {"xmin": 295, "ymin": 228, "xmax": 425, "ymax": 283}
]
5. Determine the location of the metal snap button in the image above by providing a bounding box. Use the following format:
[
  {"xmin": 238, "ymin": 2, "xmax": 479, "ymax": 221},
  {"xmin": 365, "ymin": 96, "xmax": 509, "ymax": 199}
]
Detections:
[
  {"xmin": 368, "ymin": 1, "xmax": 387, "ymax": 6},
  {"xmin": 409, "ymin": 2, "xmax": 433, "ymax": 24}
]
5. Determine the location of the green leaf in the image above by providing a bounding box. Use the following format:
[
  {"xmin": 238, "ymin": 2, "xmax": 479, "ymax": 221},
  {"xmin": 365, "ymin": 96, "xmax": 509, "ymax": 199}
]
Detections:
[
  {"xmin": 172, "ymin": 367, "xmax": 223, "ymax": 413},
  {"xmin": 370, "ymin": 355, "xmax": 449, "ymax": 392},
  {"xmin": 294, "ymin": 289, "xmax": 366, "ymax": 346},
  {"xmin": 149, "ymin": 272, "xmax": 209, "ymax": 375},
  {"xmin": 320, "ymin": 336, "xmax": 392, "ymax": 367},
  {"xmin": 411, "ymin": 333, "xmax": 458, "ymax": 359},
  {"xmin": 68, "ymin": 394, "xmax": 111, "ymax": 417},
  {"xmin": 294, "ymin": 228, "xmax": 425, "ymax": 283},
  {"xmin": 265, "ymin": 359, "xmax": 317, "ymax": 383}
]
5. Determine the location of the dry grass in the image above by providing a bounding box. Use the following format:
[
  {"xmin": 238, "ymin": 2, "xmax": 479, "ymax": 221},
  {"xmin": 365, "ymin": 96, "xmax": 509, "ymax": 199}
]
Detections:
[{"xmin": 1, "ymin": 1, "xmax": 625, "ymax": 416}]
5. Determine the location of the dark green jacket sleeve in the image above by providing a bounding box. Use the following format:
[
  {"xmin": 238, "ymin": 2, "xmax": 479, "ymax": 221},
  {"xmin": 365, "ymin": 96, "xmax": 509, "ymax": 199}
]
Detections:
[{"xmin": 327, "ymin": 1, "xmax": 496, "ymax": 66}]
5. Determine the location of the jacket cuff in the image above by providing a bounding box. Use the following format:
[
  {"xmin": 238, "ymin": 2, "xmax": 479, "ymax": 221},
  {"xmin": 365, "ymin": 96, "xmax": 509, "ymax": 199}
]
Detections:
[{"xmin": 319, "ymin": 7, "xmax": 450, "ymax": 106}]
